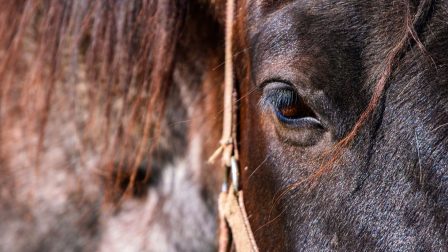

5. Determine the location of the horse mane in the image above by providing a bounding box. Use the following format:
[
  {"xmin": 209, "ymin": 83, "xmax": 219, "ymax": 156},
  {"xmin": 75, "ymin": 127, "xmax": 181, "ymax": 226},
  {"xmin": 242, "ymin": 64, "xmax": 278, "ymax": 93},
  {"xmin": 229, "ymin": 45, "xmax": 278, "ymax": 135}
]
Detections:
[{"xmin": 0, "ymin": 0, "xmax": 188, "ymax": 200}]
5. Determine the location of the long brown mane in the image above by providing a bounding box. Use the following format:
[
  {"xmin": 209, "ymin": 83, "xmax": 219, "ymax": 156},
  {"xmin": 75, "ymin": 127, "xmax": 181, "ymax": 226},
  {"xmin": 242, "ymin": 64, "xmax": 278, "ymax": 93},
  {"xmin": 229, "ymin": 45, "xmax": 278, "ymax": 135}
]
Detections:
[{"xmin": 0, "ymin": 0, "xmax": 187, "ymax": 200}]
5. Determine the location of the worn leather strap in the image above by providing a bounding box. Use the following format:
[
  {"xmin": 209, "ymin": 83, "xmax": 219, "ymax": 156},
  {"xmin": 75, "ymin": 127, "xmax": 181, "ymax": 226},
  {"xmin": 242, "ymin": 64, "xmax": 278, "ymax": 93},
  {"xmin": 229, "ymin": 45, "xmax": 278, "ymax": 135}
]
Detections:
[
  {"xmin": 221, "ymin": 0, "xmax": 236, "ymax": 165},
  {"xmin": 219, "ymin": 190, "xmax": 259, "ymax": 252},
  {"xmin": 215, "ymin": 0, "xmax": 259, "ymax": 251},
  {"xmin": 207, "ymin": 0, "xmax": 235, "ymax": 167}
]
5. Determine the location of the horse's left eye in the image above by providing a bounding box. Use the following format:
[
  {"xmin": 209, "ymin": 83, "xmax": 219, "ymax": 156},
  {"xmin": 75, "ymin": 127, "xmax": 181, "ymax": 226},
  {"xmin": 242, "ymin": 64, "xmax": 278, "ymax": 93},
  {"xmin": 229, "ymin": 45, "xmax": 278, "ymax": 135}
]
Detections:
[
  {"xmin": 261, "ymin": 82, "xmax": 325, "ymax": 145},
  {"xmin": 274, "ymin": 89, "xmax": 315, "ymax": 121},
  {"xmin": 262, "ymin": 83, "xmax": 321, "ymax": 127}
]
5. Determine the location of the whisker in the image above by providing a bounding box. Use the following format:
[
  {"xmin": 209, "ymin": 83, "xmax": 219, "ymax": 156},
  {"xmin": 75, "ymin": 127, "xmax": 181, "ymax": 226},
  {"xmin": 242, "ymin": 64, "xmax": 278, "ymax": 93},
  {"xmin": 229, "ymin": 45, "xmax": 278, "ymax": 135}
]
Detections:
[
  {"xmin": 212, "ymin": 46, "xmax": 252, "ymax": 71},
  {"xmin": 248, "ymin": 155, "xmax": 269, "ymax": 180},
  {"xmin": 254, "ymin": 207, "xmax": 287, "ymax": 234}
]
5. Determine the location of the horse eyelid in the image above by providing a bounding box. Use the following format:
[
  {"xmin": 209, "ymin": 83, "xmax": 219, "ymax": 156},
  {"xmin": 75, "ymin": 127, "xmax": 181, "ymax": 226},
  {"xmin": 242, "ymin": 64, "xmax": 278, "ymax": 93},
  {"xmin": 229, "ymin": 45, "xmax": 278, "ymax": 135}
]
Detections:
[{"xmin": 258, "ymin": 78, "xmax": 295, "ymax": 90}]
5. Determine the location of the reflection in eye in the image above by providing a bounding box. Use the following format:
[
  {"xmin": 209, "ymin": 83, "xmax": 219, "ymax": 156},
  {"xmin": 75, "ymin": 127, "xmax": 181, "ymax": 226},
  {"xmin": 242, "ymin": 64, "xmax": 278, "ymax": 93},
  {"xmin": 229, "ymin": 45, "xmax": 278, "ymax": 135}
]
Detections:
[{"xmin": 280, "ymin": 102, "xmax": 300, "ymax": 118}]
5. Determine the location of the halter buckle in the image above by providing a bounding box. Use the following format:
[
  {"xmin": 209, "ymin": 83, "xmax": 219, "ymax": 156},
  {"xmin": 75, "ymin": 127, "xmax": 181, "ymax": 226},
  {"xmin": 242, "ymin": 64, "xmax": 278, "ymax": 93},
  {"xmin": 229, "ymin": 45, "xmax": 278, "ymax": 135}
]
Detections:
[
  {"xmin": 221, "ymin": 155, "xmax": 239, "ymax": 193},
  {"xmin": 230, "ymin": 156, "xmax": 239, "ymax": 192}
]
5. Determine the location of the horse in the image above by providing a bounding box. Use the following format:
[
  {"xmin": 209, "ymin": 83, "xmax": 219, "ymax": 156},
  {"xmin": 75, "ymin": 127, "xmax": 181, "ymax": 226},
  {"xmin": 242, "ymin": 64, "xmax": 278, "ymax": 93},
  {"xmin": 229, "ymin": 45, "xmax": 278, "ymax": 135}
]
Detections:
[{"xmin": 0, "ymin": 0, "xmax": 447, "ymax": 251}]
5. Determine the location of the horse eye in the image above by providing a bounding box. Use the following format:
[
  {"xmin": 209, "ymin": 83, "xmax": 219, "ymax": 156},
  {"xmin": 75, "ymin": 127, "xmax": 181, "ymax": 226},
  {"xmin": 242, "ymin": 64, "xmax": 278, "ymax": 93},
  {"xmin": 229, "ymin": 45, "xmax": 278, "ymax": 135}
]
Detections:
[
  {"xmin": 275, "ymin": 89, "xmax": 315, "ymax": 120},
  {"xmin": 262, "ymin": 84, "xmax": 318, "ymax": 125},
  {"xmin": 261, "ymin": 83, "xmax": 325, "ymax": 145}
]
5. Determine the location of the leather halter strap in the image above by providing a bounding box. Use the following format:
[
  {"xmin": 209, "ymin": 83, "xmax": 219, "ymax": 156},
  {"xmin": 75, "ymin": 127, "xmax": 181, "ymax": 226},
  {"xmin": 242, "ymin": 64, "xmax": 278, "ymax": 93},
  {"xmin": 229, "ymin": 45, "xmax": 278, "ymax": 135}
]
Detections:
[{"xmin": 213, "ymin": 0, "xmax": 259, "ymax": 251}]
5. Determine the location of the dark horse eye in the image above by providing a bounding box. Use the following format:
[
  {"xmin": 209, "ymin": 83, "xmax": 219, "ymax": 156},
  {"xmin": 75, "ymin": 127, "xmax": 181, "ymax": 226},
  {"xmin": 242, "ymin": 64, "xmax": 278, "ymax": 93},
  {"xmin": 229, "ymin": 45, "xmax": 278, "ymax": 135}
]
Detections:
[
  {"xmin": 262, "ymin": 82, "xmax": 321, "ymax": 127},
  {"xmin": 276, "ymin": 89, "xmax": 315, "ymax": 120}
]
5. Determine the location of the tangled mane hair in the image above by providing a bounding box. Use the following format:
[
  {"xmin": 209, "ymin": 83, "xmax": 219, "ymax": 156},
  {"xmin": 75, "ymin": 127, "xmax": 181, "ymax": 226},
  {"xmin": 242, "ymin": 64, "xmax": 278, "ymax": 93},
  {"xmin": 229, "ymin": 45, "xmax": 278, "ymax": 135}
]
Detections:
[{"xmin": 0, "ymin": 0, "xmax": 190, "ymax": 200}]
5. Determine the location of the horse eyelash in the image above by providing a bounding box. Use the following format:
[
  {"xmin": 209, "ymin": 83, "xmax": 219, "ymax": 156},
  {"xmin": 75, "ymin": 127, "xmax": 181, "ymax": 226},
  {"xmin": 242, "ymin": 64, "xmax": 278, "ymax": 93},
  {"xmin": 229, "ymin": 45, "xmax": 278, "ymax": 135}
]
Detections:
[{"xmin": 259, "ymin": 88, "xmax": 299, "ymax": 112}]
